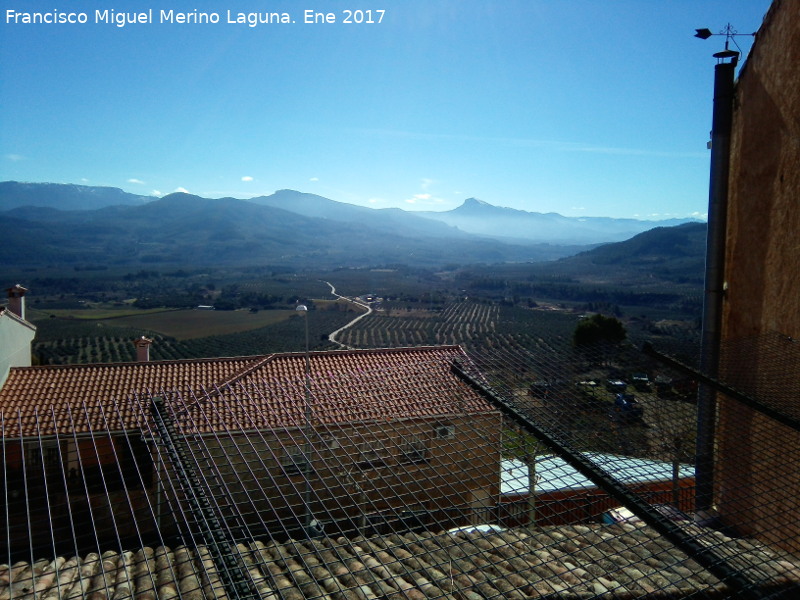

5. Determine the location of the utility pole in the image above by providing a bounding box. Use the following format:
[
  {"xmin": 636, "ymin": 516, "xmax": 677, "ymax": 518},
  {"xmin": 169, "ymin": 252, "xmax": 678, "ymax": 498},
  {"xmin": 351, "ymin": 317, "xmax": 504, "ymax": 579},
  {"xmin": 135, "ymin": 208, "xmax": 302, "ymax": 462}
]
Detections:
[{"xmin": 296, "ymin": 304, "xmax": 321, "ymax": 537}]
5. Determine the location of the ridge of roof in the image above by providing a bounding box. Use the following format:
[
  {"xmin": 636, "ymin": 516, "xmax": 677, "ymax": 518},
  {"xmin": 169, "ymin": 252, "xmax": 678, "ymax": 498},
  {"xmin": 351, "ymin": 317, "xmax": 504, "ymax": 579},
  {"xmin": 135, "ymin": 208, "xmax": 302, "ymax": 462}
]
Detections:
[
  {"xmin": 211, "ymin": 346, "xmax": 463, "ymax": 389},
  {"xmin": 6, "ymin": 354, "xmax": 268, "ymax": 373},
  {"xmin": 7, "ymin": 345, "xmax": 465, "ymax": 376},
  {"xmin": 194, "ymin": 345, "xmax": 468, "ymax": 399}
]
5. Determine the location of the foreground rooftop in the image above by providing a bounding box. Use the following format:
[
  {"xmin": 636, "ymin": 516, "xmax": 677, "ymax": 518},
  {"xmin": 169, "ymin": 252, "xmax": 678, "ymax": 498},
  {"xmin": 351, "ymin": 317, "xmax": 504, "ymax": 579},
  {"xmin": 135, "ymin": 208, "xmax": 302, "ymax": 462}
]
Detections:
[{"xmin": 4, "ymin": 523, "xmax": 799, "ymax": 600}]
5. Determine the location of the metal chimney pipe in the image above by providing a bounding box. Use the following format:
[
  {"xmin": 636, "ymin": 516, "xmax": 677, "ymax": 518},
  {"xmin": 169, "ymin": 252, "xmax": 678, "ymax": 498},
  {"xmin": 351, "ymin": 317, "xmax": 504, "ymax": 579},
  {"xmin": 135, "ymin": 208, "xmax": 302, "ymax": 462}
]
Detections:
[{"xmin": 696, "ymin": 56, "xmax": 737, "ymax": 513}]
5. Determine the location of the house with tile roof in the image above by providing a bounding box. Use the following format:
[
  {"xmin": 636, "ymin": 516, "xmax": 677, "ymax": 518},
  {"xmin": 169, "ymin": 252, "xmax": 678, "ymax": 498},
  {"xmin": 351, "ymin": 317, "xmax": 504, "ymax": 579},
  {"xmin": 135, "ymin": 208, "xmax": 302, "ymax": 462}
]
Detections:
[{"xmin": 0, "ymin": 341, "xmax": 502, "ymax": 553}]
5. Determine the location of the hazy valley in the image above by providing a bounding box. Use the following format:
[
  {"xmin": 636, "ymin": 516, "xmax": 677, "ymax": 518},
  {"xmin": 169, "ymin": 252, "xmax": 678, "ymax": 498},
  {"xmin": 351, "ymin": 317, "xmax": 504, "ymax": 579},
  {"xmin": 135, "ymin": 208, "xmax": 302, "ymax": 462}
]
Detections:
[{"xmin": 1, "ymin": 181, "xmax": 706, "ymax": 366}]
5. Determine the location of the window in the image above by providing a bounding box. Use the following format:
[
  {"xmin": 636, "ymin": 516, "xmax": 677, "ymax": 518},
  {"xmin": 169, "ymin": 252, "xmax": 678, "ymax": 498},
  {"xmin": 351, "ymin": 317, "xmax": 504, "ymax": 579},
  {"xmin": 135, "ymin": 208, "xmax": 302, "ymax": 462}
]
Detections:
[
  {"xmin": 281, "ymin": 446, "xmax": 310, "ymax": 476},
  {"xmin": 434, "ymin": 424, "xmax": 455, "ymax": 439},
  {"xmin": 356, "ymin": 439, "xmax": 387, "ymax": 469},
  {"xmin": 401, "ymin": 436, "xmax": 429, "ymax": 464},
  {"xmin": 24, "ymin": 441, "xmax": 61, "ymax": 476}
]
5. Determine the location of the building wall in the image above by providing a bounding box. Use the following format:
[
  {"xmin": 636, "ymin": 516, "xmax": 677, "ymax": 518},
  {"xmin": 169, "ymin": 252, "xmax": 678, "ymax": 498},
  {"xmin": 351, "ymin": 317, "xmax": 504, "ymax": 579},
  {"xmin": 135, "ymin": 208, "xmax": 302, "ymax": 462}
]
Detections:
[
  {"xmin": 193, "ymin": 412, "xmax": 502, "ymax": 538},
  {"xmin": 717, "ymin": 0, "xmax": 800, "ymax": 551},
  {"xmin": 507, "ymin": 479, "xmax": 696, "ymax": 528},
  {"xmin": 1, "ymin": 435, "xmax": 158, "ymax": 555},
  {"xmin": 0, "ymin": 310, "xmax": 35, "ymax": 388},
  {"xmin": 1, "ymin": 409, "xmax": 501, "ymax": 551}
]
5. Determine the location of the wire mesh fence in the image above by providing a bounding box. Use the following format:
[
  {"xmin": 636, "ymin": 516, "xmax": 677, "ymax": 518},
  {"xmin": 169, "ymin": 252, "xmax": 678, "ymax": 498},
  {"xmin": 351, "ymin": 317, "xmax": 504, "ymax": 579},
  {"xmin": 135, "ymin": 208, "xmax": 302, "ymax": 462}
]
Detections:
[{"xmin": 2, "ymin": 340, "xmax": 800, "ymax": 599}]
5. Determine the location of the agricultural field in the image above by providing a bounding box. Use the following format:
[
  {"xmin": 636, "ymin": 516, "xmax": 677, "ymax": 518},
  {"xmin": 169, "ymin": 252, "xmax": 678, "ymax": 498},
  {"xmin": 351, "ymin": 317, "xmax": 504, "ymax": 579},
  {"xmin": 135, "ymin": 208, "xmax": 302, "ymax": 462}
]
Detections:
[
  {"xmin": 335, "ymin": 302, "xmax": 501, "ymax": 349},
  {"xmin": 28, "ymin": 306, "xmax": 164, "ymax": 320},
  {"xmin": 335, "ymin": 300, "xmax": 580, "ymax": 356},
  {"xmin": 108, "ymin": 308, "xmax": 294, "ymax": 340},
  {"xmin": 28, "ymin": 307, "xmax": 296, "ymax": 340},
  {"xmin": 29, "ymin": 306, "xmax": 359, "ymax": 365}
]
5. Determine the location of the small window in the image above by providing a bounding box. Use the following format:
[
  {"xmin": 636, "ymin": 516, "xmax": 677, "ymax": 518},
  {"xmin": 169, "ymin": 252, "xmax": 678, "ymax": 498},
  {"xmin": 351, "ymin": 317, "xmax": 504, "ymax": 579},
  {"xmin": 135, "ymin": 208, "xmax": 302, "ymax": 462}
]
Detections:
[
  {"xmin": 357, "ymin": 439, "xmax": 387, "ymax": 469},
  {"xmin": 401, "ymin": 436, "xmax": 429, "ymax": 464},
  {"xmin": 434, "ymin": 424, "xmax": 455, "ymax": 439},
  {"xmin": 24, "ymin": 441, "xmax": 61, "ymax": 475},
  {"xmin": 281, "ymin": 447, "xmax": 310, "ymax": 476},
  {"xmin": 321, "ymin": 435, "xmax": 339, "ymax": 450}
]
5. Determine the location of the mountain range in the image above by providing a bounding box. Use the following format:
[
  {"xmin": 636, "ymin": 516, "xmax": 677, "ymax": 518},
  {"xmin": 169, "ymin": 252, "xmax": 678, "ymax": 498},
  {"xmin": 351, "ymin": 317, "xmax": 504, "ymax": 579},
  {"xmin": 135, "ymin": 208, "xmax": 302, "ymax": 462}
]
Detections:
[
  {"xmin": 420, "ymin": 198, "xmax": 696, "ymax": 245},
  {"xmin": 0, "ymin": 181, "xmax": 702, "ymax": 269}
]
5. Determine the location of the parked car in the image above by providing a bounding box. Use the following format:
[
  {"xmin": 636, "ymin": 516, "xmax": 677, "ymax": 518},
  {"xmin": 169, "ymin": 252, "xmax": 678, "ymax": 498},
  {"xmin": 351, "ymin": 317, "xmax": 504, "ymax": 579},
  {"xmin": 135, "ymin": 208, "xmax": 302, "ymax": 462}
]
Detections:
[
  {"xmin": 609, "ymin": 393, "xmax": 643, "ymax": 421},
  {"xmin": 631, "ymin": 373, "xmax": 651, "ymax": 392},
  {"xmin": 605, "ymin": 379, "xmax": 628, "ymax": 393},
  {"xmin": 602, "ymin": 504, "xmax": 690, "ymax": 524}
]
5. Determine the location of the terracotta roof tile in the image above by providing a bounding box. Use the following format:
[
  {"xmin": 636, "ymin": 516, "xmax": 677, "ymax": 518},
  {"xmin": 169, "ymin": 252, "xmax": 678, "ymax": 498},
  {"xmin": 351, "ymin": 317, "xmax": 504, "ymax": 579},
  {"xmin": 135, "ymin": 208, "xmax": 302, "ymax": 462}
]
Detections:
[
  {"xmin": 0, "ymin": 346, "xmax": 493, "ymax": 437},
  {"xmin": 2, "ymin": 524, "xmax": 799, "ymax": 599}
]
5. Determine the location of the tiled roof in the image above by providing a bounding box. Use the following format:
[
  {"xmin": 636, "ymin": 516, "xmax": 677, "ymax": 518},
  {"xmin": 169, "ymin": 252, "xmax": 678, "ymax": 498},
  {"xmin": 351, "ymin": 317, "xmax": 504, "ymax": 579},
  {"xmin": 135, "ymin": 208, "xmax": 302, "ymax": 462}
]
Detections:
[
  {"xmin": 3, "ymin": 524, "xmax": 799, "ymax": 600},
  {"xmin": 0, "ymin": 346, "xmax": 492, "ymax": 437},
  {"xmin": 0, "ymin": 356, "xmax": 262, "ymax": 438},
  {"xmin": 182, "ymin": 346, "xmax": 493, "ymax": 433}
]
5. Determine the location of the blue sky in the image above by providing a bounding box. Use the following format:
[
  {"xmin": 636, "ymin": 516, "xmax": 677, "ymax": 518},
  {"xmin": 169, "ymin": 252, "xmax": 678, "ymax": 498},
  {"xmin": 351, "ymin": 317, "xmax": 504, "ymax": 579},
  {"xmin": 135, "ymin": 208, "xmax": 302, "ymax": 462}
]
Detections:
[{"xmin": 0, "ymin": 1, "xmax": 770, "ymax": 219}]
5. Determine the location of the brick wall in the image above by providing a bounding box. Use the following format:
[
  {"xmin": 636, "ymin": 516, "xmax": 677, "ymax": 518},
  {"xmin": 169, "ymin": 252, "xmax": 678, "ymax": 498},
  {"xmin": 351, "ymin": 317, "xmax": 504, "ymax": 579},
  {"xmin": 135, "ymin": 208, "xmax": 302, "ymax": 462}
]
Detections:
[
  {"xmin": 718, "ymin": 0, "xmax": 800, "ymax": 551},
  {"xmin": 191, "ymin": 412, "xmax": 502, "ymax": 538}
]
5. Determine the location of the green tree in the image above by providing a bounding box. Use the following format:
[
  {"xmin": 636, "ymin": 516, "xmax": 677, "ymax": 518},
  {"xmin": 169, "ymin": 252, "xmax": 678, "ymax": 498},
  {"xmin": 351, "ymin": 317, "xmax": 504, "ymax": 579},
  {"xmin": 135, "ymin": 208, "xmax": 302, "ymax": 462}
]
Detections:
[{"xmin": 573, "ymin": 313, "xmax": 626, "ymax": 347}]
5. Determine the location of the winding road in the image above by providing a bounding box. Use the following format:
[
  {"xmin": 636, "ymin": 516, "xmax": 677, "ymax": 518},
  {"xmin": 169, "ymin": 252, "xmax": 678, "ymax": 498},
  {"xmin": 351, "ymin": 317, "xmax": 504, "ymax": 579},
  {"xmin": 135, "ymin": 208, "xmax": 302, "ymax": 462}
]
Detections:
[{"xmin": 323, "ymin": 281, "xmax": 372, "ymax": 349}]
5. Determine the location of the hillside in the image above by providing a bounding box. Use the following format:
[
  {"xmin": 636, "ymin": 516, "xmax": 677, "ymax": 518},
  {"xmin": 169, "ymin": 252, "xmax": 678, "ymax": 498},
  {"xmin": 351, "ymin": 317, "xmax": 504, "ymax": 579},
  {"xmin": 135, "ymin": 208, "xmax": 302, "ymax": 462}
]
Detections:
[
  {"xmin": 0, "ymin": 181, "xmax": 149, "ymax": 211},
  {"xmin": 1, "ymin": 192, "xmax": 572, "ymax": 268},
  {"xmin": 418, "ymin": 198, "xmax": 699, "ymax": 245},
  {"xmin": 537, "ymin": 222, "xmax": 708, "ymax": 285}
]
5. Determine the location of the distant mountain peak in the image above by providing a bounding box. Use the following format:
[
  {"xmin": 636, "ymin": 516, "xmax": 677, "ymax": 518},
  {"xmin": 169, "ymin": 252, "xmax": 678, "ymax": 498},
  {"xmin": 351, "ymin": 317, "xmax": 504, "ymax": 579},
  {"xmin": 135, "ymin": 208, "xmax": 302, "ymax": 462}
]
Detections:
[
  {"xmin": 0, "ymin": 180, "xmax": 150, "ymax": 211},
  {"xmin": 456, "ymin": 197, "xmax": 498, "ymax": 214}
]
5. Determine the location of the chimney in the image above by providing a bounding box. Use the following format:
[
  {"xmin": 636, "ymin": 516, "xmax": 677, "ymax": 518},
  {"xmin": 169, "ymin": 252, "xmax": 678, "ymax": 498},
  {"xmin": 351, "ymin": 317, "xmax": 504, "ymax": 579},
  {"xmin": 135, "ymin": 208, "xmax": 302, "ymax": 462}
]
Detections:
[
  {"xmin": 6, "ymin": 285, "xmax": 28, "ymax": 320},
  {"xmin": 133, "ymin": 336, "xmax": 153, "ymax": 362}
]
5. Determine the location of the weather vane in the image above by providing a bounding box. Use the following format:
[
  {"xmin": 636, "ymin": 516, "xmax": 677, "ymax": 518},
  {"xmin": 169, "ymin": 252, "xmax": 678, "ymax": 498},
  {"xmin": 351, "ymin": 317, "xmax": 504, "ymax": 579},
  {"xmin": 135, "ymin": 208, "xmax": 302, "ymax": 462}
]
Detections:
[{"xmin": 694, "ymin": 24, "xmax": 756, "ymax": 65}]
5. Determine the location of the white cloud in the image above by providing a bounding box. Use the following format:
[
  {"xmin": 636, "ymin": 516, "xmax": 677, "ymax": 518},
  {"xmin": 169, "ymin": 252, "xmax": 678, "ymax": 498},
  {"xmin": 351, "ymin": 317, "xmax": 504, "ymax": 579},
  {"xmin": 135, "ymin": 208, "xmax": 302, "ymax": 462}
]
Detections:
[
  {"xmin": 174, "ymin": 187, "xmax": 190, "ymax": 194},
  {"xmin": 405, "ymin": 193, "xmax": 432, "ymax": 205},
  {"xmin": 403, "ymin": 178, "xmax": 450, "ymax": 206},
  {"xmin": 151, "ymin": 190, "xmax": 163, "ymax": 197},
  {"xmin": 127, "ymin": 178, "xmax": 145, "ymax": 185},
  {"xmin": 309, "ymin": 177, "xmax": 319, "ymax": 182},
  {"xmin": 80, "ymin": 178, "xmax": 90, "ymax": 183},
  {"xmin": 4, "ymin": 153, "xmax": 24, "ymax": 161},
  {"xmin": 241, "ymin": 176, "xmax": 254, "ymax": 182}
]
